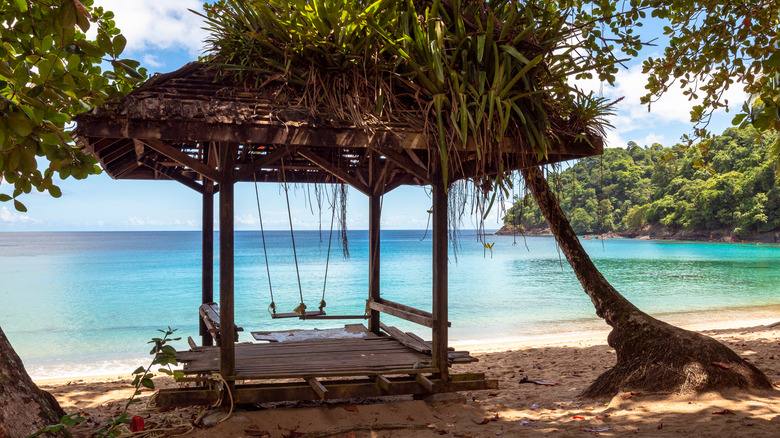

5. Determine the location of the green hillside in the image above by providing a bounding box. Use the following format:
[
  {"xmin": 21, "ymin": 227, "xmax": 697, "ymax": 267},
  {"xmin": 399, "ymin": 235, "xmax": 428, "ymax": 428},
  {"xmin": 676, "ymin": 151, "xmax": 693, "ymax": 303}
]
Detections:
[{"xmin": 504, "ymin": 127, "xmax": 780, "ymax": 237}]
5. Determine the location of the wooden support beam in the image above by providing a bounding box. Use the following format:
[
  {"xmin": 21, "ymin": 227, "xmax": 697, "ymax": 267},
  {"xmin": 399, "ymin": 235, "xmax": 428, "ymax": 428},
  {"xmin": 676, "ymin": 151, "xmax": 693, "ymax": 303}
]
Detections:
[
  {"xmin": 298, "ymin": 148, "xmax": 371, "ymax": 195},
  {"xmin": 432, "ymin": 179, "xmax": 449, "ymax": 381},
  {"xmin": 374, "ymin": 375, "xmax": 392, "ymax": 393},
  {"xmin": 139, "ymin": 157, "xmax": 204, "ymax": 193},
  {"xmin": 141, "ymin": 138, "xmax": 221, "ymax": 183},
  {"xmin": 218, "ymin": 143, "xmax": 236, "ymax": 395},
  {"xmin": 415, "ymin": 374, "xmax": 435, "ymax": 392},
  {"xmin": 306, "ymin": 378, "xmax": 328, "ymax": 401},
  {"xmin": 153, "ymin": 374, "xmax": 498, "ymax": 407},
  {"xmin": 368, "ymin": 194, "xmax": 381, "ymax": 334},
  {"xmin": 369, "ymin": 301, "xmax": 434, "ymax": 328},
  {"xmin": 202, "ymin": 182, "xmax": 214, "ymax": 347},
  {"xmin": 375, "ymin": 148, "xmax": 431, "ymax": 185}
]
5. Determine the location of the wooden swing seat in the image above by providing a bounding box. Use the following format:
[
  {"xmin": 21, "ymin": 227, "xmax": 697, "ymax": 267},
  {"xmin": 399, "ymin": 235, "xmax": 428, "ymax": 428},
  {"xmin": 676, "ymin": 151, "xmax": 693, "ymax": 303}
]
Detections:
[
  {"xmin": 199, "ymin": 302, "xmax": 243, "ymax": 345},
  {"xmin": 271, "ymin": 310, "xmax": 326, "ymax": 319}
]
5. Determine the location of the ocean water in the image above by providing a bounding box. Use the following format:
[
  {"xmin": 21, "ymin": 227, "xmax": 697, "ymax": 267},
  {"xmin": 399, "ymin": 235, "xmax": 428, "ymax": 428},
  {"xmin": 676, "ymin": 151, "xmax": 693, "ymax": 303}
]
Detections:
[{"xmin": 1, "ymin": 231, "xmax": 779, "ymax": 379}]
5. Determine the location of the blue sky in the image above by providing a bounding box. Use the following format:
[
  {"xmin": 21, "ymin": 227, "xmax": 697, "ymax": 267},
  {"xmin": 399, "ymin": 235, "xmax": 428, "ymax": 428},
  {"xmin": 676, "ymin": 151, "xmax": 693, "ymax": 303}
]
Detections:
[{"xmin": 0, "ymin": 1, "xmax": 746, "ymax": 232}]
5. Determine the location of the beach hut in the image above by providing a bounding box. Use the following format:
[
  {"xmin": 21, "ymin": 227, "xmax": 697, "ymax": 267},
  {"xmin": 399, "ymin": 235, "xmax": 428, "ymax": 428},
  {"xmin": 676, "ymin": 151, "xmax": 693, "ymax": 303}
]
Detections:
[{"xmin": 72, "ymin": 62, "xmax": 601, "ymax": 407}]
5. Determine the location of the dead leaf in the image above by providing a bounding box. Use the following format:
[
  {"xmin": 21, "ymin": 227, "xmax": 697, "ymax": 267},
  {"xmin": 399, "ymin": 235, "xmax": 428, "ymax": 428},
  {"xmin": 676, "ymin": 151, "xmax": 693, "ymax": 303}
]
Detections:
[
  {"xmin": 619, "ymin": 391, "xmax": 639, "ymax": 400},
  {"xmin": 657, "ymin": 423, "xmax": 663, "ymax": 430},
  {"xmin": 488, "ymin": 392, "xmax": 499, "ymax": 397},
  {"xmin": 492, "ymin": 413, "xmax": 500, "ymax": 421},
  {"xmin": 474, "ymin": 418, "xmax": 491, "ymax": 425},
  {"xmin": 406, "ymin": 416, "xmax": 415, "ymax": 421},
  {"xmin": 595, "ymin": 414, "xmax": 611, "ymax": 419},
  {"xmin": 343, "ymin": 405, "xmax": 359, "ymax": 412},
  {"xmin": 711, "ymin": 362, "xmax": 730, "ymax": 369},
  {"xmin": 712, "ymin": 409, "xmax": 735, "ymax": 415}
]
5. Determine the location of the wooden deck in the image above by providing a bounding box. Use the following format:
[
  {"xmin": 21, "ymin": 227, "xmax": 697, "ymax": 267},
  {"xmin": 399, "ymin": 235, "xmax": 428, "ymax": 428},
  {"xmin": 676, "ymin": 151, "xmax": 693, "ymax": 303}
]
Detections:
[
  {"xmin": 176, "ymin": 324, "xmax": 477, "ymax": 380},
  {"xmin": 154, "ymin": 326, "xmax": 494, "ymax": 407},
  {"xmin": 177, "ymin": 337, "xmax": 438, "ymax": 380}
]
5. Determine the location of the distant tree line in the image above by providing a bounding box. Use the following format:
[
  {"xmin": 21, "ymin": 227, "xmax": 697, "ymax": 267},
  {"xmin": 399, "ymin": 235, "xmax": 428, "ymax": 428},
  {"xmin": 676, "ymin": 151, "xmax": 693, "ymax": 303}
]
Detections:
[{"xmin": 505, "ymin": 127, "xmax": 780, "ymax": 237}]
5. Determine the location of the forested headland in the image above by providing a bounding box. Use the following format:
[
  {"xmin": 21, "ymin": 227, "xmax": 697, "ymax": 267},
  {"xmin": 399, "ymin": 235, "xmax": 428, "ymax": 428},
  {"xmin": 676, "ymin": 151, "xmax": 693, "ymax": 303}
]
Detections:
[{"xmin": 501, "ymin": 127, "xmax": 780, "ymax": 241}]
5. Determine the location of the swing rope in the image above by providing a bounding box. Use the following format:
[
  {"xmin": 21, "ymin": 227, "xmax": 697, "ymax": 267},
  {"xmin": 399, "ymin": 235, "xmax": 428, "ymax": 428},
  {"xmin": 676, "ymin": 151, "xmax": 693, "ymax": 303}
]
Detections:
[
  {"xmin": 319, "ymin": 185, "xmax": 338, "ymax": 312},
  {"xmin": 281, "ymin": 159, "xmax": 307, "ymax": 318},
  {"xmin": 253, "ymin": 172, "xmax": 276, "ymax": 316}
]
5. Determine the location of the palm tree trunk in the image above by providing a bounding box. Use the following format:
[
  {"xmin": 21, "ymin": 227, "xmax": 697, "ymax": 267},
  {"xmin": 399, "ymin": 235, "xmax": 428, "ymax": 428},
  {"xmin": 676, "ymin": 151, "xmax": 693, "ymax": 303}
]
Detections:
[{"xmin": 521, "ymin": 165, "xmax": 774, "ymax": 397}]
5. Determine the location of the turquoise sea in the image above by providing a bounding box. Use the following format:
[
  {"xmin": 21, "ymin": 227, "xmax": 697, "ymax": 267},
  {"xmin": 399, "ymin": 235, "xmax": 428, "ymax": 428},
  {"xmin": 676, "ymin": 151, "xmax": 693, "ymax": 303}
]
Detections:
[{"xmin": 1, "ymin": 231, "xmax": 779, "ymax": 379}]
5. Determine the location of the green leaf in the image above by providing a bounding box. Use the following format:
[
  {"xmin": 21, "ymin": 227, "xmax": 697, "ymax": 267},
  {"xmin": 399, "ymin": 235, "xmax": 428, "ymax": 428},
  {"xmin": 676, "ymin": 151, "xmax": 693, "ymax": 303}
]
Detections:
[
  {"xmin": 112, "ymin": 35, "xmax": 127, "ymax": 56},
  {"xmin": 14, "ymin": 0, "xmax": 28, "ymax": 13},
  {"xmin": 132, "ymin": 366, "xmax": 145, "ymax": 375},
  {"xmin": 7, "ymin": 112, "xmax": 33, "ymax": 137},
  {"xmin": 14, "ymin": 199, "xmax": 27, "ymax": 212},
  {"xmin": 141, "ymin": 378, "xmax": 155, "ymax": 390},
  {"xmin": 0, "ymin": 194, "xmax": 11, "ymax": 202}
]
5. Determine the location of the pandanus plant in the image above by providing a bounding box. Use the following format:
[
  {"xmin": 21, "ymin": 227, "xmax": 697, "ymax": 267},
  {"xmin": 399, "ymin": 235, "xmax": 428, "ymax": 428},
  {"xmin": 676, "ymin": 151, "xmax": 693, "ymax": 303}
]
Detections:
[{"xmin": 195, "ymin": 0, "xmax": 615, "ymax": 194}]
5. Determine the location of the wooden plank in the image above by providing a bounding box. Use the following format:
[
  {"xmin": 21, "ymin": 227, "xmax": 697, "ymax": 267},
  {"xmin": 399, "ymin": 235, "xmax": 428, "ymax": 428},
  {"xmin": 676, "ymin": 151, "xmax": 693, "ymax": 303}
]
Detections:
[
  {"xmin": 187, "ymin": 336, "xmax": 198, "ymax": 350},
  {"xmin": 374, "ymin": 298, "xmax": 433, "ymax": 319},
  {"xmin": 369, "ymin": 301, "xmax": 434, "ymax": 328},
  {"xmin": 415, "ymin": 374, "xmax": 435, "ymax": 392},
  {"xmin": 271, "ymin": 310, "xmax": 325, "ymax": 319},
  {"xmin": 306, "ymin": 378, "xmax": 328, "ymax": 401},
  {"xmin": 141, "ymin": 138, "xmax": 221, "ymax": 182},
  {"xmin": 377, "ymin": 148, "xmax": 431, "ymax": 184},
  {"xmin": 138, "ymin": 156, "xmax": 204, "ymax": 193},
  {"xmin": 375, "ymin": 375, "xmax": 392, "ymax": 393},
  {"xmin": 171, "ymin": 374, "xmax": 491, "ymax": 406},
  {"xmin": 234, "ymin": 145, "xmax": 299, "ymax": 181},
  {"xmin": 379, "ymin": 323, "xmax": 431, "ymax": 354}
]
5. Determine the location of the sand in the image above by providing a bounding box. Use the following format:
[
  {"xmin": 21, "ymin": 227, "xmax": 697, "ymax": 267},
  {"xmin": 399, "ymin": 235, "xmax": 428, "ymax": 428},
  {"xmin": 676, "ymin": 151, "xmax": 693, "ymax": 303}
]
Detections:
[{"xmin": 36, "ymin": 322, "xmax": 780, "ymax": 437}]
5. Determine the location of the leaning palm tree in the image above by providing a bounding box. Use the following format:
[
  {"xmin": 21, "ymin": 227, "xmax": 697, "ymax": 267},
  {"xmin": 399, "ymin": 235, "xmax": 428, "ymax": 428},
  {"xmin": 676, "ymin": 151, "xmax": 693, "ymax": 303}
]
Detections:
[{"xmin": 196, "ymin": 0, "xmax": 773, "ymax": 396}]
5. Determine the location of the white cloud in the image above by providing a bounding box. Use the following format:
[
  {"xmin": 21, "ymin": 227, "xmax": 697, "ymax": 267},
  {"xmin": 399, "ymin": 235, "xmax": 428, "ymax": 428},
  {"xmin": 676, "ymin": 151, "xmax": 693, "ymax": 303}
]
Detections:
[
  {"xmin": 575, "ymin": 63, "xmax": 749, "ymax": 147},
  {"xmin": 642, "ymin": 133, "xmax": 666, "ymax": 147},
  {"xmin": 0, "ymin": 207, "xmax": 42, "ymax": 224},
  {"xmin": 96, "ymin": 0, "xmax": 208, "ymax": 54},
  {"xmin": 142, "ymin": 54, "xmax": 164, "ymax": 68}
]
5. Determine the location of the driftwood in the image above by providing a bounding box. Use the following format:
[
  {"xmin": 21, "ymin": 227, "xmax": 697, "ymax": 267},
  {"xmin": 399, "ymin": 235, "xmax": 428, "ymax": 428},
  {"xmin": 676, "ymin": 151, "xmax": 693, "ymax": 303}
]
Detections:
[{"xmin": 767, "ymin": 321, "xmax": 780, "ymax": 328}]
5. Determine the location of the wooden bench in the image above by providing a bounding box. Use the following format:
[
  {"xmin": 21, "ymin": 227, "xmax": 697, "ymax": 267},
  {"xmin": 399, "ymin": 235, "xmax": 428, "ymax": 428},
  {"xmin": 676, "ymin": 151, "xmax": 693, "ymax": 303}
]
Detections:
[{"xmin": 198, "ymin": 302, "xmax": 243, "ymax": 346}]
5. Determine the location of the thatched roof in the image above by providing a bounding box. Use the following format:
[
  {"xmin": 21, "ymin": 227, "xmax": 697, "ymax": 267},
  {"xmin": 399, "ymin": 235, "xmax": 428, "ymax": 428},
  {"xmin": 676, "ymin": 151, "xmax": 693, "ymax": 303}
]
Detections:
[{"xmin": 73, "ymin": 62, "xmax": 601, "ymax": 195}]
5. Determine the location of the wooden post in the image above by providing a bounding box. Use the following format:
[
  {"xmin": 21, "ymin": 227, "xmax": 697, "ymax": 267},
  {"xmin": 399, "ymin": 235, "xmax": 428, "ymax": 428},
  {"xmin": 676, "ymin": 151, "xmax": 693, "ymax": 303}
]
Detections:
[
  {"xmin": 431, "ymin": 181, "xmax": 448, "ymax": 381},
  {"xmin": 201, "ymin": 181, "xmax": 214, "ymax": 347},
  {"xmin": 368, "ymin": 194, "xmax": 381, "ymax": 333},
  {"xmin": 218, "ymin": 144, "xmax": 236, "ymax": 385}
]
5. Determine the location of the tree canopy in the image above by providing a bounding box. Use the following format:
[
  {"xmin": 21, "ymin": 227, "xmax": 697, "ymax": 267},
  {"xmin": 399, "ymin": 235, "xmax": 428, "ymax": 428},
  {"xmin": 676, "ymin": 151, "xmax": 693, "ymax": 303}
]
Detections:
[
  {"xmin": 0, "ymin": 0, "xmax": 143, "ymax": 211},
  {"xmin": 506, "ymin": 126, "xmax": 780, "ymax": 236}
]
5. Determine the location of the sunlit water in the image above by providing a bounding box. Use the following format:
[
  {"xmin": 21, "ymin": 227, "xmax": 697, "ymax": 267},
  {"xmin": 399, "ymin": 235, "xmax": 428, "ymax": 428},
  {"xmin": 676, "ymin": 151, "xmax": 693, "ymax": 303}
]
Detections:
[{"xmin": 1, "ymin": 231, "xmax": 778, "ymax": 379}]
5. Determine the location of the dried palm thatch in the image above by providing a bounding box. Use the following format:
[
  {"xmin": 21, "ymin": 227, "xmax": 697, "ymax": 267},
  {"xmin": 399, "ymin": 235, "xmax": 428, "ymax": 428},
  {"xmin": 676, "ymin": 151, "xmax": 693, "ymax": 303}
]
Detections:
[{"xmin": 194, "ymin": 0, "xmax": 615, "ymax": 199}]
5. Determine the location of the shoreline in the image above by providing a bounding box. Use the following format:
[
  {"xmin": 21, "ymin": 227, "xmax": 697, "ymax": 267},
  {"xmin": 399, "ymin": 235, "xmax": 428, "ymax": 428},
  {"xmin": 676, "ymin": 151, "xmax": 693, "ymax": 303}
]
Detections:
[
  {"xmin": 495, "ymin": 224, "xmax": 780, "ymax": 244},
  {"xmin": 32, "ymin": 312, "xmax": 780, "ymax": 386}
]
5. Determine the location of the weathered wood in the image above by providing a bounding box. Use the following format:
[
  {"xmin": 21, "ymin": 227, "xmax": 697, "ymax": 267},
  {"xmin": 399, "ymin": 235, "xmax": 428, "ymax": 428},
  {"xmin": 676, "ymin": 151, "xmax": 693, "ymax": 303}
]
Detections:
[
  {"xmin": 368, "ymin": 194, "xmax": 381, "ymax": 333},
  {"xmin": 154, "ymin": 374, "xmax": 497, "ymax": 407},
  {"xmin": 199, "ymin": 302, "xmax": 244, "ymax": 345},
  {"xmin": 234, "ymin": 145, "xmax": 299, "ymax": 181},
  {"xmin": 415, "ymin": 373, "xmax": 435, "ymax": 392},
  {"xmin": 271, "ymin": 310, "xmax": 326, "ymax": 319},
  {"xmin": 369, "ymin": 301, "xmax": 434, "ymax": 328},
  {"xmin": 374, "ymin": 375, "xmax": 392, "ymax": 393},
  {"xmin": 139, "ymin": 156, "xmax": 204, "ymax": 193},
  {"xmin": 432, "ymin": 180, "xmax": 449, "ymax": 381},
  {"xmin": 201, "ymin": 181, "xmax": 214, "ymax": 347},
  {"xmin": 141, "ymin": 138, "xmax": 221, "ymax": 182},
  {"xmin": 376, "ymin": 148, "xmax": 431, "ymax": 184},
  {"xmin": 218, "ymin": 143, "xmax": 236, "ymax": 391},
  {"xmin": 306, "ymin": 377, "xmax": 328, "ymax": 400},
  {"xmin": 379, "ymin": 323, "xmax": 431, "ymax": 354}
]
